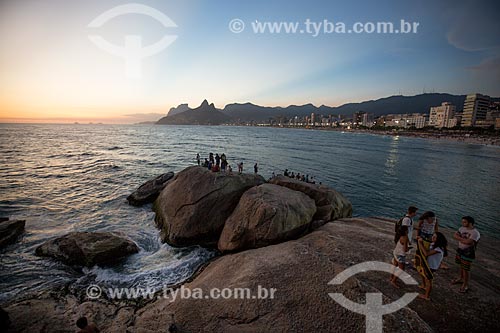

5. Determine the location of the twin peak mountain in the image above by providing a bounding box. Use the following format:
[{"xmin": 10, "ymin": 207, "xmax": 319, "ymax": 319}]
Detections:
[{"xmin": 155, "ymin": 93, "xmax": 494, "ymax": 125}]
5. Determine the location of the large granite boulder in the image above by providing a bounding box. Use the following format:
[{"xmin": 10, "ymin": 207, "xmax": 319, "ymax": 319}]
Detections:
[
  {"xmin": 218, "ymin": 184, "xmax": 316, "ymax": 252},
  {"xmin": 127, "ymin": 172, "xmax": 174, "ymax": 206},
  {"xmin": 133, "ymin": 218, "xmax": 434, "ymax": 332},
  {"xmin": 0, "ymin": 218, "xmax": 25, "ymax": 249},
  {"xmin": 269, "ymin": 175, "xmax": 352, "ymax": 222},
  {"xmin": 154, "ymin": 166, "xmax": 265, "ymax": 247},
  {"xmin": 35, "ymin": 232, "xmax": 139, "ymax": 267}
]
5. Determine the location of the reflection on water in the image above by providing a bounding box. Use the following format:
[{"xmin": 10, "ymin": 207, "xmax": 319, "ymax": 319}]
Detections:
[{"xmin": 385, "ymin": 136, "xmax": 400, "ymax": 176}]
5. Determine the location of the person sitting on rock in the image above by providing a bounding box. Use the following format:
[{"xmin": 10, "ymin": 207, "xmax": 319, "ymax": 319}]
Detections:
[{"xmin": 76, "ymin": 317, "xmax": 99, "ymax": 333}]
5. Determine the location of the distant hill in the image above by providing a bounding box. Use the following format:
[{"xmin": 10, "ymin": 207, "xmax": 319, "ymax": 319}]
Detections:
[
  {"xmin": 331, "ymin": 93, "xmax": 469, "ymax": 117},
  {"xmin": 157, "ymin": 100, "xmax": 231, "ymax": 125},
  {"xmin": 221, "ymin": 94, "xmax": 472, "ymax": 121},
  {"xmin": 155, "ymin": 93, "xmax": 499, "ymax": 124},
  {"xmin": 167, "ymin": 103, "xmax": 190, "ymax": 117}
]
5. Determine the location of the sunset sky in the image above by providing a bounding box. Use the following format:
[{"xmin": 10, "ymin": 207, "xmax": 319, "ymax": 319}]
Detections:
[{"xmin": 0, "ymin": 0, "xmax": 499, "ymax": 123}]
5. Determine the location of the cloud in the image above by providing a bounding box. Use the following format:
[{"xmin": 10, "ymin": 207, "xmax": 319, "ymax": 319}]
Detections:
[
  {"xmin": 446, "ymin": 0, "xmax": 500, "ymax": 52},
  {"xmin": 467, "ymin": 56, "xmax": 500, "ymax": 83}
]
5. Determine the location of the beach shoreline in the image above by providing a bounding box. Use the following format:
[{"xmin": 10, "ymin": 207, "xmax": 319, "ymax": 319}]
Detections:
[{"xmin": 253, "ymin": 125, "xmax": 500, "ymax": 147}]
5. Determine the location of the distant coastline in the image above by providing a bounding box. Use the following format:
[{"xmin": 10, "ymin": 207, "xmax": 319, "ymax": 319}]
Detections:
[{"xmin": 261, "ymin": 125, "xmax": 500, "ymax": 147}]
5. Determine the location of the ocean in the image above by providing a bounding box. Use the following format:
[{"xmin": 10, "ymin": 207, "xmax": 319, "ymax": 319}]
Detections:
[{"xmin": 1, "ymin": 123, "xmax": 499, "ymax": 302}]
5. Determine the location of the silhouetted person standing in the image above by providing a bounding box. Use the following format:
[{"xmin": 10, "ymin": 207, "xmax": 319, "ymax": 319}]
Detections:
[
  {"xmin": 254, "ymin": 163, "xmax": 258, "ymax": 174},
  {"xmin": 196, "ymin": 153, "xmax": 200, "ymax": 165}
]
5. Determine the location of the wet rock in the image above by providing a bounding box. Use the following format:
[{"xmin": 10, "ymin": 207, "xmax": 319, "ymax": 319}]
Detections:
[
  {"xmin": 127, "ymin": 172, "xmax": 175, "ymax": 206},
  {"xmin": 0, "ymin": 219, "xmax": 25, "ymax": 249},
  {"xmin": 35, "ymin": 232, "xmax": 139, "ymax": 267}
]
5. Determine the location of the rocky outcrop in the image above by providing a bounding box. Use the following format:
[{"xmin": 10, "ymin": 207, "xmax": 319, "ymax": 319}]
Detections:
[
  {"xmin": 35, "ymin": 232, "xmax": 139, "ymax": 267},
  {"xmin": 3, "ymin": 295, "xmax": 133, "ymax": 333},
  {"xmin": 127, "ymin": 172, "xmax": 174, "ymax": 206},
  {"xmin": 156, "ymin": 100, "xmax": 232, "ymax": 125},
  {"xmin": 269, "ymin": 175, "xmax": 352, "ymax": 222},
  {"xmin": 0, "ymin": 218, "xmax": 25, "ymax": 249},
  {"xmin": 218, "ymin": 184, "xmax": 316, "ymax": 252},
  {"xmin": 134, "ymin": 218, "xmax": 433, "ymax": 332},
  {"xmin": 154, "ymin": 166, "xmax": 265, "ymax": 247},
  {"xmin": 4, "ymin": 218, "xmax": 500, "ymax": 332}
]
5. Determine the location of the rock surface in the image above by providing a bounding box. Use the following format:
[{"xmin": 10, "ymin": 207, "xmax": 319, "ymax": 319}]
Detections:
[
  {"xmin": 269, "ymin": 175, "xmax": 353, "ymax": 222},
  {"xmin": 126, "ymin": 172, "xmax": 174, "ymax": 206},
  {"xmin": 35, "ymin": 232, "xmax": 139, "ymax": 267},
  {"xmin": 4, "ymin": 218, "xmax": 499, "ymax": 332},
  {"xmin": 154, "ymin": 166, "xmax": 265, "ymax": 247},
  {"xmin": 0, "ymin": 219, "xmax": 25, "ymax": 249},
  {"xmin": 218, "ymin": 183, "xmax": 316, "ymax": 252}
]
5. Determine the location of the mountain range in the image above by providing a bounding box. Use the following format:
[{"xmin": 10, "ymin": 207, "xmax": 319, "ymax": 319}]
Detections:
[{"xmin": 155, "ymin": 93, "xmax": 499, "ymax": 125}]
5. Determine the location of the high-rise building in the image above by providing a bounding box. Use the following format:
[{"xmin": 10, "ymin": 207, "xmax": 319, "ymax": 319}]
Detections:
[
  {"xmin": 429, "ymin": 102, "xmax": 456, "ymax": 128},
  {"xmin": 462, "ymin": 94, "xmax": 490, "ymax": 127}
]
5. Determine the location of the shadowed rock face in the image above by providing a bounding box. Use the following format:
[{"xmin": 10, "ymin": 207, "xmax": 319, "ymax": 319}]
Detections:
[
  {"xmin": 154, "ymin": 166, "xmax": 266, "ymax": 247},
  {"xmin": 0, "ymin": 219, "xmax": 25, "ymax": 249},
  {"xmin": 35, "ymin": 232, "xmax": 139, "ymax": 267},
  {"xmin": 4, "ymin": 218, "xmax": 500, "ymax": 332},
  {"xmin": 134, "ymin": 218, "xmax": 433, "ymax": 333},
  {"xmin": 126, "ymin": 172, "xmax": 174, "ymax": 206},
  {"xmin": 269, "ymin": 175, "xmax": 352, "ymax": 222},
  {"xmin": 218, "ymin": 183, "xmax": 316, "ymax": 252}
]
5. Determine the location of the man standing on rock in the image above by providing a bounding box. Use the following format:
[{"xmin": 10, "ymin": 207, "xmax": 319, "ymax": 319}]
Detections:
[
  {"xmin": 254, "ymin": 162, "xmax": 258, "ymax": 174},
  {"xmin": 452, "ymin": 216, "xmax": 480, "ymax": 293},
  {"xmin": 401, "ymin": 206, "xmax": 418, "ymax": 245}
]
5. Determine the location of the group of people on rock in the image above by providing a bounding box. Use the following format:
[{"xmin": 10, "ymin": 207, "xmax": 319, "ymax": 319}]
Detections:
[
  {"xmin": 391, "ymin": 206, "xmax": 480, "ymax": 301},
  {"xmin": 283, "ymin": 169, "xmax": 318, "ymax": 184},
  {"xmin": 196, "ymin": 153, "xmax": 259, "ymax": 175}
]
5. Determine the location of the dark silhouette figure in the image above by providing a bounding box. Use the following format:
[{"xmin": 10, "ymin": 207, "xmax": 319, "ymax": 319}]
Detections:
[
  {"xmin": 168, "ymin": 313, "xmax": 178, "ymax": 333},
  {"xmin": 76, "ymin": 317, "xmax": 99, "ymax": 333}
]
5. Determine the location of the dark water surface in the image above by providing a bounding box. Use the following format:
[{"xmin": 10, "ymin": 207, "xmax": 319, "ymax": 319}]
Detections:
[{"xmin": 1, "ymin": 124, "xmax": 499, "ymax": 302}]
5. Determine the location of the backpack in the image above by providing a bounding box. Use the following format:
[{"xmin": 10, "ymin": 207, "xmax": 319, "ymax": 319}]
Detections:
[{"xmin": 395, "ymin": 216, "xmax": 405, "ymax": 233}]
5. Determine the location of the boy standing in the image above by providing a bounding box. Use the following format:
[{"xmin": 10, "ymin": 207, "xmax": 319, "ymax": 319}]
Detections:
[
  {"xmin": 452, "ymin": 216, "xmax": 480, "ymax": 293},
  {"xmin": 401, "ymin": 206, "xmax": 418, "ymax": 244}
]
